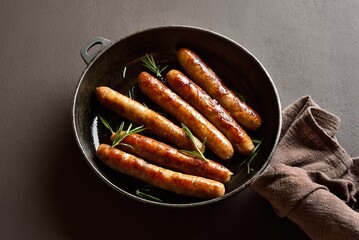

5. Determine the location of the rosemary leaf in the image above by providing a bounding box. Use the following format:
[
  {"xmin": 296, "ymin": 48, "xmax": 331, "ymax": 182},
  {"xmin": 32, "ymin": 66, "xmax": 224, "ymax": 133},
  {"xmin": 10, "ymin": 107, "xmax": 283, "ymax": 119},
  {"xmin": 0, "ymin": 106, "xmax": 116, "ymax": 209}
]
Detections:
[
  {"xmin": 246, "ymin": 138, "xmax": 263, "ymax": 174},
  {"xmin": 238, "ymin": 93, "xmax": 247, "ymax": 103},
  {"xmin": 136, "ymin": 187, "xmax": 164, "ymax": 202},
  {"xmin": 200, "ymin": 137, "xmax": 207, "ymax": 153},
  {"xmin": 180, "ymin": 123, "xmax": 208, "ymax": 162},
  {"xmin": 97, "ymin": 114, "xmax": 114, "ymax": 133},
  {"xmin": 247, "ymin": 150, "xmax": 259, "ymax": 174},
  {"xmin": 112, "ymin": 122, "xmax": 125, "ymax": 147},
  {"xmin": 128, "ymin": 86, "xmax": 136, "ymax": 99},
  {"xmin": 118, "ymin": 143, "xmax": 134, "ymax": 150},
  {"xmin": 122, "ymin": 66, "xmax": 127, "ymax": 79},
  {"xmin": 179, "ymin": 150, "xmax": 204, "ymax": 159},
  {"xmin": 251, "ymin": 138, "xmax": 262, "ymax": 144},
  {"xmin": 128, "ymin": 125, "xmax": 147, "ymax": 135}
]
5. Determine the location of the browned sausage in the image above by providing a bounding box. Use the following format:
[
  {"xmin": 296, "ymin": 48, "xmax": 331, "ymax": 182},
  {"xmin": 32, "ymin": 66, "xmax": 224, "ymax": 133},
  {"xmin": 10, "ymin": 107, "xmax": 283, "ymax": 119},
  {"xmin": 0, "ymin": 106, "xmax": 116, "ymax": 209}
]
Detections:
[
  {"xmin": 176, "ymin": 48, "xmax": 262, "ymax": 130},
  {"xmin": 112, "ymin": 132, "xmax": 233, "ymax": 183},
  {"xmin": 166, "ymin": 69, "xmax": 254, "ymax": 155},
  {"xmin": 137, "ymin": 72, "xmax": 234, "ymax": 160},
  {"xmin": 96, "ymin": 86, "xmax": 204, "ymax": 152},
  {"xmin": 96, "ymin": 144, "xmax": 225, "ymax": 199}
]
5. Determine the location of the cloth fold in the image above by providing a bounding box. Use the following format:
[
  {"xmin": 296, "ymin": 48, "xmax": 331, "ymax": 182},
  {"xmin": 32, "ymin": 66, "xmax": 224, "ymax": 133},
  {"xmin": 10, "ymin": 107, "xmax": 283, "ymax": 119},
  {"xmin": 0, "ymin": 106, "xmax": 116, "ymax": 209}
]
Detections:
[{"xmin": 251, "ymin": 96, "xmax": 359, "ymax": 240}]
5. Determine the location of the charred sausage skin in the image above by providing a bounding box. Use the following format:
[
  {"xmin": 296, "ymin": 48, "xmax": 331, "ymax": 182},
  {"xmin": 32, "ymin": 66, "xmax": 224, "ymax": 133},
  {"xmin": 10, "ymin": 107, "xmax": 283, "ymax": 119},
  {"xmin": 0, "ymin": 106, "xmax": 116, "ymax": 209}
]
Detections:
[
  {"xmin": 96, "ymin": 86, "xmax": 204, "ymax": 152},
  {"xmin": 112, "ymin": 132, "xmax": 233, "ymax": 183},
  {"xmin": 176, "ymin": 48, "xmax": 262, "ymax": 131},
  {"xmin": 137, "ymin": 71, "xmax": 234, "ymax": 160},
  {"xmin": 166, "ymin": 69, "xmax": 254, "ymax": 155},
  {"xmin": 96, "ymin": 144, "xmax": 225, "ymax": 199}
]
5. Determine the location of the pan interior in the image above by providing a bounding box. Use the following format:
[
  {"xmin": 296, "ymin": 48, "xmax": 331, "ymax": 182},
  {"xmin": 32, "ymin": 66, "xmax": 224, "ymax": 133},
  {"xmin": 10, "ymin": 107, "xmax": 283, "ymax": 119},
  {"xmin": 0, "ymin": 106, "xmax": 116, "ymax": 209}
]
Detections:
[{"xmin": 73, "ymin": 26, "xmax": 281, "ymax": 206}]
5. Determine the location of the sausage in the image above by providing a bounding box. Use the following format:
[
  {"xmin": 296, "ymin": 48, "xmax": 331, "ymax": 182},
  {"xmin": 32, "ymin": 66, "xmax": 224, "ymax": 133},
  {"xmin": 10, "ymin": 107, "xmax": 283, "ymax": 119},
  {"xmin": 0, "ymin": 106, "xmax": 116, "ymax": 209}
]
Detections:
[
  {"xmin": 166, "ymin": 69, "xmax": 254, "ymax": 155},
  {"xmin": 96, "ymin": 86, "xmax": 204, "ymax": 152},
  {"xmin": 137, "ymin": 71, "xmax": 234, "ymax": 160},
  {"xmin": 176, "ymin": 48, "xmax": 262, "ymax": 130},
  {"xmin": 96, "ymin": 144, "xmax": 225, "ymax": 199},
  {"xmin": 111, "ymin": 132, "xmax": 233, "ymax": 183}
]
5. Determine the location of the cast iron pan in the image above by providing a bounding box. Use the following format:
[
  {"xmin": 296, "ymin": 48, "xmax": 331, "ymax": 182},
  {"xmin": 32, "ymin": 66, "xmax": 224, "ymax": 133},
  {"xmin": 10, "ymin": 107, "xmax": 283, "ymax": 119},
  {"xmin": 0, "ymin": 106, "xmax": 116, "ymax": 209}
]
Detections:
[{"xmin": 72, "ymin": 25, "xmax": 281, "ymax": 207}]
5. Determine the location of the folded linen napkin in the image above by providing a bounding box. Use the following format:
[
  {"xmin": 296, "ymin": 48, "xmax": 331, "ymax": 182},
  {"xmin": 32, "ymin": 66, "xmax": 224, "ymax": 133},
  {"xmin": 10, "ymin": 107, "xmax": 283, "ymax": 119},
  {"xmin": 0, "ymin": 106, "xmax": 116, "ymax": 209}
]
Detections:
[{"xmin": 251, "ymin": 96, "xmax": 359, "ymax": 240}]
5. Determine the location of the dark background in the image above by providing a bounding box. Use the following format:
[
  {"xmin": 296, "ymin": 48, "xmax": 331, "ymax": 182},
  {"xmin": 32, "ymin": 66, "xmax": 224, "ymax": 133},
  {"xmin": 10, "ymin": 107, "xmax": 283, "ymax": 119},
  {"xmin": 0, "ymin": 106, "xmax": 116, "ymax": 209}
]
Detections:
[{"xmin": 1, "ymin": 1, "xmax": 358, "ymax": 239}]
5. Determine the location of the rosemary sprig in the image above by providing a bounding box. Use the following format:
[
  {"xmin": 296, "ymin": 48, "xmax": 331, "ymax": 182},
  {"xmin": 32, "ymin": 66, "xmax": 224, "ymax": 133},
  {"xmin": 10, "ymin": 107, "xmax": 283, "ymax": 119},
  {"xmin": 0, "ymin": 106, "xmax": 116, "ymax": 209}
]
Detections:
[
  {"xmin": 180, "ymin": 123, "xmax": 208, "ymax": 162},
  {"xmin": 141, "ymin": 54, "xmax": 168, "ymax": 81},
  {"xmin": 246, "ymin": 138, "xmax": 263, "ymax": 174},
  {"xmin": 112, "ymin": 122, "xmax": 146, "ymax": 148},
  {"xmin": 97, "ymin": 115, "xmax": 145, "ymax": 148}
]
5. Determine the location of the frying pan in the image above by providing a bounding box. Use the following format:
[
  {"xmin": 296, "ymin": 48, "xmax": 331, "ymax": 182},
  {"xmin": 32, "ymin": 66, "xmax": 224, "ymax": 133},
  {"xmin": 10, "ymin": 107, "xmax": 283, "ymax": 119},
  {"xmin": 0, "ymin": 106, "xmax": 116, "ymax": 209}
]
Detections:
[{"xmin": 72, "ymin": 25, "xmax": 281, "ymax": 207}]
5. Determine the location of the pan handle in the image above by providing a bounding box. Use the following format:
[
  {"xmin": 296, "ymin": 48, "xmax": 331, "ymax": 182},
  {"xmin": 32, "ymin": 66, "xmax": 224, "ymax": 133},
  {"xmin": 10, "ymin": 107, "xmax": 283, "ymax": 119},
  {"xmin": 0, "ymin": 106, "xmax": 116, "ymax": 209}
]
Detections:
[{"xmin": 80, "ymin": 37, "xmax": 112, "ymax": 64}]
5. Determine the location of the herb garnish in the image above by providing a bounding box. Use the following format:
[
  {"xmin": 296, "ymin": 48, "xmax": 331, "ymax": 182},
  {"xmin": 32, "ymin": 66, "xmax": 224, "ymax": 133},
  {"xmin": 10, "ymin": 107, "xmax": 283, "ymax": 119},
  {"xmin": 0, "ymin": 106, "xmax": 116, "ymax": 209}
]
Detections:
[
  {"xmin": 179, "ymin": 123, "xmax": 208, "ymax": 162},
  {"xmin": 122, "ymin": 66, "xmax": 127, "ymax": 79},
  {"xmin": 251, "ymin": 138, "xmax": 262, "ymax": 145},
  {"xmin": 111, "ymin": 122, "xmax": 145, "ymax": 148},
  {"xmin": 128, "ymin": 90, "xmax": 133, "ymax": 99},
  {"xmin": 141, "ymin": 54, "xmax": 168, "ymax": 82},
  {"xmin": 97, "ymin": 115, "xmax": 145, "ymax": 148},
  {"xmin": 238, "ymin": 93, "xmax": 247, "ymax": 103},
  {"xmin": 246, "ymin": 138, "xmax": 262, "ymax": 174},
  {"xmin": 98, "ymin": 115, "xmax": 114, "ymax": 133},
  {"xmin": 135, "ymin": 186, "xmax": 164, "ymax": 203}
]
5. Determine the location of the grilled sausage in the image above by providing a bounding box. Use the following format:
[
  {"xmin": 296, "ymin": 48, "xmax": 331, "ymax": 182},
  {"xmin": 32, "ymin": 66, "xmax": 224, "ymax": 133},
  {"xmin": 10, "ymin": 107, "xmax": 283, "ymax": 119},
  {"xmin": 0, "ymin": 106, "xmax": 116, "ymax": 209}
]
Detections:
[
  {"xmin": 112, "ymin": 132, "xmax": 233, "ymax": 183},
  {"xmin": 166, "ymin": 69, "xmax": 254, "ymax": 155},
  {"xmin": 96, "ymin": 144, "xmax": 225, "ymax": 199},
  {"xmin": 176, "ymin": 48, "xmax": 262, "ymax": 130},
  {"xmin": 96, "ymin": 86, "xmax": 204, "ymax": 152},
  {"xmin": 137, "ymin": 72, "xmax": 234, "ymax": 160}
]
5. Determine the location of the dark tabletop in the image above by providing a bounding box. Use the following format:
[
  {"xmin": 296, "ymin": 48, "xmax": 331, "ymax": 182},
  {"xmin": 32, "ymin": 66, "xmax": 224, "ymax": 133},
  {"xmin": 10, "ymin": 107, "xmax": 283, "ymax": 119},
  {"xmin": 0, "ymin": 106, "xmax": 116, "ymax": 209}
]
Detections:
[{"xmin": 1, "ymin": 1, "xmax": 358, "ymax": 239}]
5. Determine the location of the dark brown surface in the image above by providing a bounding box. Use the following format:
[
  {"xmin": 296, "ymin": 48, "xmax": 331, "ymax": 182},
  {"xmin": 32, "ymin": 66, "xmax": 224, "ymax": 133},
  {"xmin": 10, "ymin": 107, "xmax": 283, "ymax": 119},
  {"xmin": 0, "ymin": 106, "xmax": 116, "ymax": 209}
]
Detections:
[{"xmin": 1, "ymin": 1, "xmax": 358, "ymax": 239}]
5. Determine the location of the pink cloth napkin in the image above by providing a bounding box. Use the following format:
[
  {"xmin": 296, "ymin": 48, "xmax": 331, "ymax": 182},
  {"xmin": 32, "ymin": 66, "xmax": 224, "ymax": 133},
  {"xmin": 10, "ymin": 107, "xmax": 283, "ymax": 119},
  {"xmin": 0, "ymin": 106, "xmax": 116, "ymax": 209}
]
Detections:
[{"xmin": 251, "ymin": 96, "xmax": 359, "ymax": 240}]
